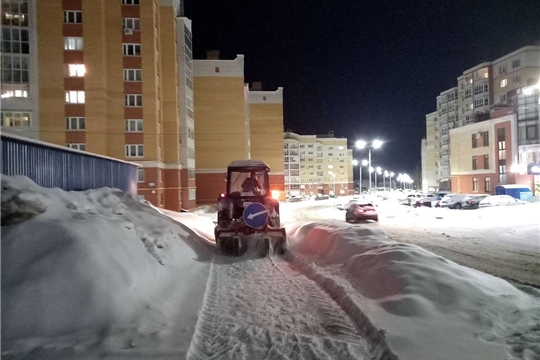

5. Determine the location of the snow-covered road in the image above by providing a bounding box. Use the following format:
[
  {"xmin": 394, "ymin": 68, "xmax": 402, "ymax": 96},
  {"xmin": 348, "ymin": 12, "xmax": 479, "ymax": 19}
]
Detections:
[
  {"xmin": 188, "ymin": 250, "xmax": 396, "ymax": 360},
  {"xmin": 280, "ymin": 198, "xmax": 540, "ymax": 287},
  {"xmin": 3, "ymin": 177, "xmax": 539, "ymax": 360}
]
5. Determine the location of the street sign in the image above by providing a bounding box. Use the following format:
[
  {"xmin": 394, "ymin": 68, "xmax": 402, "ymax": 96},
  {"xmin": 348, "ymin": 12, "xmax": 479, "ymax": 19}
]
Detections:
[{"xmin": 243, "ymin": 202, "xmax": 268, "ymax": 228}]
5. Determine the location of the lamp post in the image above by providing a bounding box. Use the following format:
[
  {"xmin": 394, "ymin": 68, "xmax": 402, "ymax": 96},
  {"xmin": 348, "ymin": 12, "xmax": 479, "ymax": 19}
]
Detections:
[
  {"xmin": 390, "ymin": 172, "xmax": 395, "ymax": 190},
  {"xmin": 352, "ymin": 159, "xmax": 368, "ymax": 194},
  {"xmin": 369, "ymin": 166, "xmax": 374, "ymax": 189},
  {"xmin": 356, "ymin": 139, "xmax": 383, "ymax": 194},
  {"xmin": 375, "ymin": 167, "xmax": 382, "ymax": 189},
  {"xmin": 383, "ymin": 170, "xmax": 389, "ymax": 189}
]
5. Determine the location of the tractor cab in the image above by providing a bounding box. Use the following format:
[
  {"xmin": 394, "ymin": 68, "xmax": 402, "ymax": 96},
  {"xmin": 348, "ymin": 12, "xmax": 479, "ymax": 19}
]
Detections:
[{"xmin": 215, "ymin": 160, "xmax": 286, "ymax": 257}]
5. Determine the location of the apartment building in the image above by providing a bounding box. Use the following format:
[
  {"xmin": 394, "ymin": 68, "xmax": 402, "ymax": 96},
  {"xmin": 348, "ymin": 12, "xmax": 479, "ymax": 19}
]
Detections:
[
  {"xmin": 1, "ymin": 0, "xmax": 39, "ymax": 139},
  {"xmin": 449, "ymin": 114, "xmax": 534, "ymax": 194},
  {"xmin": 176, "ymin": 16, "xmax": 196, "ymax": 209},
  {"xmin": 192, "ymin": 52, "xmax": 249, "ymax": 204},
  {"xmin": 421, "ymin": 111, "xmax": 439, "ymax": 192},
  {"xmin": 248, "ymin": 82, "xmax": 285, "ymax": 198},
  {"xmin": 423, "ymin": 44, "xmax": 540, "ymax": 194},
  {"xmin": 284, "ymin": 131, "xmax": 353, "ymax": 197},
  {"xmin": 192, "ymin": 52, "xmax": 287, "ymax": 204},
  {"xmin": 35, "ymin": 0, "xmax": 185, "ymax": 210},
  {"xmin": 436, "ymin": 87, "xmax": 459, "ymax": 189}
]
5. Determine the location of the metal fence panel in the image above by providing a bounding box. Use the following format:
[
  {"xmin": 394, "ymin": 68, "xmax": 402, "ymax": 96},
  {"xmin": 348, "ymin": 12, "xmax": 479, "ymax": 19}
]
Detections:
[{"xmin": 1, "ymin": 135, "xmax": 138, "ymax": 195}]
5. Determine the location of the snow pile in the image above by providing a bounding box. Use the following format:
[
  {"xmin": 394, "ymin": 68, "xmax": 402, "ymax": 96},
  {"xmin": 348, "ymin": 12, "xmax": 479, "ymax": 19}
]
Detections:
[
  {"xmin": 286, "ymin": 221, "xmax": 540, "ymax": 360},
  {"xmin": 1, "ymin": 175, "xmax": 213, "ymax": 359}
]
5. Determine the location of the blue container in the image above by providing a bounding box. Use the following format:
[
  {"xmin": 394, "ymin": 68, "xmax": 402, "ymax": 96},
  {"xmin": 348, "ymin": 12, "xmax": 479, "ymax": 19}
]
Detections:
[{"xmin": 494, "ymin": 184, "xmax": 533, "ymax": 200}]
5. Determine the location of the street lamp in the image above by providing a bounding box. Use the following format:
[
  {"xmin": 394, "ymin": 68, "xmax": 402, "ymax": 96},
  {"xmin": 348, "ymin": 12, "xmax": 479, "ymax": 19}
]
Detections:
[
  {"xmin": 383, "ymin": 170, "xmax": 389, "ymax": 189},
  {"xmin": 390, "ymin": 172, "xmax": 395, "ymax": 189},
  {"xmin": 375, "ymin": 167, "xmax": 382, "ymax": 189},
  {"xmin": 352, "ymin": 159, "xmax": 368, "ymax": 194},
  {"xmin": 356, "ymin": 139, "xmax": 383, "ymax": 194}
]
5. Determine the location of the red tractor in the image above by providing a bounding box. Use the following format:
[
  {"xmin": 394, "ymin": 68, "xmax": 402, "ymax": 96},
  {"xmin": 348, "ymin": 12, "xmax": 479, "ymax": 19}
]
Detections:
[{"xmin": 214, "ymin": 160, "xmax": 287, "ymax": 257}]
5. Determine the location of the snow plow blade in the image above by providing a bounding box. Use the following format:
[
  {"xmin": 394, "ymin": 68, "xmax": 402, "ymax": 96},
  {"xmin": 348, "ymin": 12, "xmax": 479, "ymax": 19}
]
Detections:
[{"xmin": 216, "ymin": 229, "xmax": 286, "ymax": 258}]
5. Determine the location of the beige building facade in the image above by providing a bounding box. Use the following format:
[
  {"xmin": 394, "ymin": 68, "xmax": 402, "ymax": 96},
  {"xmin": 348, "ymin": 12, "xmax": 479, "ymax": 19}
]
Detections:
[
  {"xmin": 248, "ymin": 83, "xmax": 285, "ymax": 199},
  {"xmin": 284, "ymin": 131, "xmax": 353, "ymax": 197},
  {"xmin": 421, "ymin": 111, "xmax": 439, "ymax": 192},
  {"xmin": 35, "ymin": 0, "xmax": 187, "ymax": 210},
  {"xmin": 193, "ymin": 54, "xmax": 286, "ymax": 204}
]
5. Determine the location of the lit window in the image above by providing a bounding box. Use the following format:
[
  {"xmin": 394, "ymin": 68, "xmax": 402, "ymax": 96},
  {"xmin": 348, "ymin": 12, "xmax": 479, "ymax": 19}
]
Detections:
[
  {"xmin": 125, "ymin": 119, "xmax": 143, "ymax": 132},
  {"xmin": 125, "ymin": 144, "xmax": 144, "ymax": 157},
  {"xmin": 67, "ymin": 143, "xmax": 86, "ymax": 151},
  {"xmin": 1, "ymin": 85, "xmax": 29, "ymax": 98},
  {"xmin": 1, "ymin": 111, "xmax": 31, "ymax": 127},
  {"xmin": 68, "ymin": 64, "xmax": 86, "ymax": 77},
  {"xmin": 64, "ymin": 37, "xmax": 83, "ymax": 50},
  {"xmin": 65, "ymin": 91, "xmax": 85, "ymax": 103},
  {"xmin": 64, "ymin": 11, "xmax": 82, "ymax": 23},
  {"xmin": 500, "ymin": 79, "xmax": 507, "ymax": 88}
]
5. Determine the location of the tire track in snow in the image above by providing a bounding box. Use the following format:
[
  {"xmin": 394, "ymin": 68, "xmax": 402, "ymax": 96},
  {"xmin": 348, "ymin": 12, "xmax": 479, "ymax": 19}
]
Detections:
[
  {"xmin": 279, "ymin": 252, "xmax": 399, "ymax": 360},
  {"xmin": 187, "ymin": 252, "xmax": 378, "ymax": 360}
]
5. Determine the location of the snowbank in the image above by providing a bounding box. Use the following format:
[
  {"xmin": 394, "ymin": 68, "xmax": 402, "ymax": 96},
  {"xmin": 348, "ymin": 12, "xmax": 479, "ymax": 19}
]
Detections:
[
  {"xmin": 286, "ymin": 221, "xmax": 540, "ymax": 360},
  {"xmin": 1, "ymin": 175, "xmax": 214, "ymax": 359}
]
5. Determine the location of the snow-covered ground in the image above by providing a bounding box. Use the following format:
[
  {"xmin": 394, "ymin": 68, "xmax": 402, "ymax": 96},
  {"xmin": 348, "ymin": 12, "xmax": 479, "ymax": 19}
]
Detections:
[{"xmin": 2, "ymin": 177, "xmax": 540, "ymax": 360}]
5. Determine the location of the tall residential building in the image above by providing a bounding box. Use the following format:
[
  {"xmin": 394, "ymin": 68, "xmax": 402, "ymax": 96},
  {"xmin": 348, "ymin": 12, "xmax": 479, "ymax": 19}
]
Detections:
[
  {"xmin": 423, "ymin": 44, "xmax": 540, "ymax": 193},
  {"xmin": 421, "ymin": 111, "xmax": 439, "ymax": 192},
  {"xmin": 248, "ymin": 82, "xmax": 285, "ymax": 197},
  {"xmin": 436, "ymin": 87, "xmax": 459, "ymax": 189},
  {"xmin": 284, "ymin": 131, "xmax": 353, "ymax": 197},
  {"xmin": 193, "ymin": 53, "xmax": 249, "ymax": 204},
  {"xmin": 1, "ymin": 0, "xmax": 39, "ymax": 139},
  {"xmin": 176, "ymin": 16, "xmax": 196, "ymax": 209},
  {"xmin": 35, "ymin": 0, "xmax": 185, "ymax": 210}
]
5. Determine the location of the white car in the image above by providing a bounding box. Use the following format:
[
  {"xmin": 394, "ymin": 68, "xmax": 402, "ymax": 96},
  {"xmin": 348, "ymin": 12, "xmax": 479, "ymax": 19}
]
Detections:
[{"xmin": 479, "ymin": 195, "xmax": 525, "ymax": 207}]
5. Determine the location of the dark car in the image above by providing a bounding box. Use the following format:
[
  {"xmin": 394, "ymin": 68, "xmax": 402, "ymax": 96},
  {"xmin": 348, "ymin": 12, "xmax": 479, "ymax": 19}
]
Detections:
[
  {"xmin": 413, "ymin": 196, "xmax": 440, "ymax": 208},
  {"xmin": 461, "ymin": 194, "xmax": 490, "ymax": 209},
  {"xmin": 345, "ymin": 202, "xmax": 378, "ymax": 223},
  {"xmin": 439, "ymin": 194, "xmax": 468, "ymax": 209},
  {"xmin": 315, "ymin": 195, "xmax": 330, "ymax": 200}
]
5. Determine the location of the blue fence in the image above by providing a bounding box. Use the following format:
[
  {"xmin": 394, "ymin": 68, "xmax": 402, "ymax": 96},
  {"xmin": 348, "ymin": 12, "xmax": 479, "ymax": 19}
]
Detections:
[{"xmin": 1, "ymin": 134, "xmax": 138, "ymax": 195}]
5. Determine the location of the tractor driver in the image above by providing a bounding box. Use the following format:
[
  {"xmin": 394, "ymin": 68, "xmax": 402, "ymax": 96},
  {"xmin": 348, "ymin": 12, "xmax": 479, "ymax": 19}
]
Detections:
[{"xmin": 241, "ymin": 171, "xmax": 262, "ymax": 194}]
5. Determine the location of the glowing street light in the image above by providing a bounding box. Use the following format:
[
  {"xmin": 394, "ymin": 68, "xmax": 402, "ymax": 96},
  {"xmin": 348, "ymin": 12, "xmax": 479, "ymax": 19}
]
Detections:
[
  {"xmin": 356, "ymin": 139, "xmax": 384, "ymax": 193},
  {"xmin": 352, "ymin": 159, "xmax": 369, "ymax": 193},
  {"xmin": 375, "ymin": 166, "xmax": 382, "ymax": 189}
]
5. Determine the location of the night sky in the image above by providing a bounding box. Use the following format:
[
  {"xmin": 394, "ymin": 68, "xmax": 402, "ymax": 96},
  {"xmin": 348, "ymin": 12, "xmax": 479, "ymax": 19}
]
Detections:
[{"xmin": 183, "ymin": 0, "xmax": 540, "ymax": 179}]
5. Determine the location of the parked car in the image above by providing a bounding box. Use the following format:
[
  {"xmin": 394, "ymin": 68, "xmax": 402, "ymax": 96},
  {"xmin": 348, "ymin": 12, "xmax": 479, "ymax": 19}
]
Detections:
[
  {"xmin": 287, "ymin": 195, "xmax": 303, "ymax": 203},
  {"xmin": 345, "ymin": 202, "xmax": 378, "ymax": 223},
  {"xmin": 439, "ymin": 194, "xmax": 468, "ymax": 209},
  {"xmin": 479, "ymin": 195, "xmax": 525, "ymax": 207},
  {"xmin": 315, "ymin": 195, "xmax": 330, "ymax": 201},
  {"xmin": 461, "ymin": 194, "xmax": 490, "ymax": 209},
  {"xmin": 398, "ymin": 193, "xmax": 425, "ymax": 205},
  {"xmin": 413, "ymin": 196, "xmax": 440, "ymax": 208}
]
